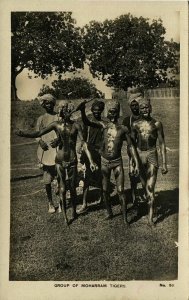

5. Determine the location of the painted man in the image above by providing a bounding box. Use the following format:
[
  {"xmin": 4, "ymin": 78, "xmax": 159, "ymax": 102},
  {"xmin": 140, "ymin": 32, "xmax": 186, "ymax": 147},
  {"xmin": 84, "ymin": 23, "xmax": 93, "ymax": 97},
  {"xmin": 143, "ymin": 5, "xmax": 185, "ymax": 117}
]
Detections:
[
  {"xmin": 76, "ymin": 100, "xmax": 139, "ymax": 225},
  {"xmin": 122, "ymin": 93, "xmax": 141, "ymax": 205},
  {"xmin": 131, "ymin": 97, "xmax": 168, "ymax": 226},
  {"xmin": 16, "ymin": 101, "xmax": 96, "ymax": 225},
  {"xmin": 36, "ymin": 94, "xmax": 59, "ymax": 214},
  {"xmin": 78, "ymin": 100, "xmax": 105, "ymax": 213}
]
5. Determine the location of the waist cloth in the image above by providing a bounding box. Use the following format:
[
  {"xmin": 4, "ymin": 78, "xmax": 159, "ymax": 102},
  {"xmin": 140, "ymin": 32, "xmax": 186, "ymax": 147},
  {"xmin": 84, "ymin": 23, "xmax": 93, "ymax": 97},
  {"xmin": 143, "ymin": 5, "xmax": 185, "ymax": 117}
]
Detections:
[
  {"xmin": 55, "ymin": 159, "xmax": 78, "ymax": 186},
  {"xmin": 101, "ymin": 156, "xmax": 123, "ymax": 170},
  {"xmin": 137, "ymin": 147, "xmax": 159, "ymax": 168},
  {"xmin": 81, "ymin": 149, "xmax": 102, "ymax": 188}
]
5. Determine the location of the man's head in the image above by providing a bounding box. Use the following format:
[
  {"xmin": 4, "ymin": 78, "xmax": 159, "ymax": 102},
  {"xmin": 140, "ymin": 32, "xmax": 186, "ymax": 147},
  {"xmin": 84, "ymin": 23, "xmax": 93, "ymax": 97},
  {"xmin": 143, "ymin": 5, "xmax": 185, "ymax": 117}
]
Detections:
[
  {"xmin": 58, "ymin": 101, "xmax": 75, "ymax": 121},
  {"xmin": 106, "ymin": 100, "xmax": 120, "ymax": 123},
  {"xmin": 91, "ymin": 100, "xmax": 105, "ymax": 120},
  {"xmin": 38, "ymin": 94, "xmax": 56, "ymax": 113},
  {"xmin": 128, "ymin": 93, "xmax": 142, "ymax": 116},
  {"xmin": 138, "ymin": 98, "xmax": 151, "ymax": 118}
]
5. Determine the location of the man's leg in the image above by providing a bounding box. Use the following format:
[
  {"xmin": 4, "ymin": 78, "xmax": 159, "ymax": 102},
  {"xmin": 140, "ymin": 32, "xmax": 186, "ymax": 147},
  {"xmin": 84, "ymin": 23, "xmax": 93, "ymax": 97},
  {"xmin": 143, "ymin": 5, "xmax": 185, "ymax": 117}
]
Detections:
[
  {"xmin": 45, "ymin": 184, "xmax": 55, "ymax": 213},
  {"xmin": 68, "ymin": 166, "xmax": 78, "ymax": 220},
  {"xmin": 43, "ymin": 165, "xmax": 56, "ymax": 213},
  {"xmin": 101, "ymin": 164, "xmax": 112, "ymax": 219},
  {"xmin": 130, "ymin": 176, "xmax": 138, "ymax": 205},
  {"xmin": 56, "ymin": 164, "xmax": 68, "ymax": 225},
  {"xmin": 98, "ymin": 184, "xmax": 103, "ymax": 205},
  {"xmin": 129, "ymin": 158, "xmax": 138, "ymax": 205},
  {"xmin": 145, "ymin": 164, "xmax": 158, "ymax": 226},
  {"xmin": 77, "ymin": 181, "xmax": 89, "ymax": 213},
  {"xmin": 113, "ymin": 164, "xmax": 129, "ymax": 225}
]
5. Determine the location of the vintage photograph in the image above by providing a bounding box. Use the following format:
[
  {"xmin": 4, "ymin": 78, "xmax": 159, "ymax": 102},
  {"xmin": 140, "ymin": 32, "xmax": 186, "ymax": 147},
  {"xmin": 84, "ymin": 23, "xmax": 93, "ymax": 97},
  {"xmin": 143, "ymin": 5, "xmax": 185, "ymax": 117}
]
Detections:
[{"xmin": 0, "ymin": 1, "xmax": 188, "ymax": 299}]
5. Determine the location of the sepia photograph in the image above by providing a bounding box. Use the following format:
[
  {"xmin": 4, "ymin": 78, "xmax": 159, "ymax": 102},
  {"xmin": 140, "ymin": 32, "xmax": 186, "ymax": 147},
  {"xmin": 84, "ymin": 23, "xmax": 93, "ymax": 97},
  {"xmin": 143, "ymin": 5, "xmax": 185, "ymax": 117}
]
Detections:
[{"xmin": 0, "ymin": 1, "xmax": 188, "ymax": 299}]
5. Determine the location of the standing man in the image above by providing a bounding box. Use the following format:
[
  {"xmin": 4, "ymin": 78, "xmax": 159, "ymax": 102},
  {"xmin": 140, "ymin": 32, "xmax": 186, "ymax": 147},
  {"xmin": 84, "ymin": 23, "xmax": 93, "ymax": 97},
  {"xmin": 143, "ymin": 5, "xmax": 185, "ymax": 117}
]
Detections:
[
  {"xmin": 122, "ymin": 93, "xmax": 141, "ymax": 205},
  {"xmin": 76, "ymin": 100, "xmax": 139, "ymax": 225},
  {"xmin": 36, "ymin": 94, "xmax": 59, "ymax": 214},
  {"xmin": 131, "ymin": 97, "xmax": 168, "ymax": 226},
  {"xmin": 78, "ymin": 100, "xmax": 105, "ymax": 213},
  {"xmin": 16, "ymin": 101, "xmax": 96, "ymax": 225}
]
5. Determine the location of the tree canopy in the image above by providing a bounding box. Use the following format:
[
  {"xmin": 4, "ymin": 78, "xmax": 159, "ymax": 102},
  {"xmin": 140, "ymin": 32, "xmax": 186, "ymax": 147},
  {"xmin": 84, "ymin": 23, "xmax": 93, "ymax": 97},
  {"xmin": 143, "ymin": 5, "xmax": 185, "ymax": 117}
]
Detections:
[
  {"xmin": 11, "ymin": 12, "xmax": 85, "ymax": 100},
  {"xmin": 38, "ymin": 77, "xmax": 104, "ymax": 99},
  {"xmin": 83, "ymin": 14, "xmax": 180, "ymax": 91}
]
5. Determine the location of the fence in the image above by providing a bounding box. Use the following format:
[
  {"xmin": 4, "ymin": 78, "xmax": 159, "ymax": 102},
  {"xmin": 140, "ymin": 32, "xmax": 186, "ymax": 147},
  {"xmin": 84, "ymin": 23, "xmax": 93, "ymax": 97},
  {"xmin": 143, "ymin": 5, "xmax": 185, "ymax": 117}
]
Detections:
[
  {"xmin": 145, "ymin": 87, "xmax": 179, "ymax": 99},
  {"xmin": 112, "ymin": 87, "xmax": 180, "ymax": 101}
]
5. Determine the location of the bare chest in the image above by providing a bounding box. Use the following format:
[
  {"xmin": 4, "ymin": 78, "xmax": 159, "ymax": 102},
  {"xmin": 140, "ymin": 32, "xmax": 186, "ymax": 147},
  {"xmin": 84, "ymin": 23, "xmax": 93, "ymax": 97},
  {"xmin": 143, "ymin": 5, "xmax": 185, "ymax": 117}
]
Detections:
[
  {"xmin": 104, "ymin": 124, "xmax": 123, "ymax": 141},
  {"xmin": 56, "ymin": 123, "xmax": 77, "ymax": 140},
  {"xmin": 136, "ymin": 120, "xmax": 157, "ymax": 139}
]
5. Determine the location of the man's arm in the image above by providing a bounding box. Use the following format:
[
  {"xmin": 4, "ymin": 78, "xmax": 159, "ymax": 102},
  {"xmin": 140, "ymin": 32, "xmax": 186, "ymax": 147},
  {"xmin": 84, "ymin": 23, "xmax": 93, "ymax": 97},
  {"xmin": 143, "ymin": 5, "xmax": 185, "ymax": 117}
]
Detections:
[
  {"xmin": 76, "ymin": 101, "xmax": 104, "ymax": 129},
  {"xmin": 157, "ymin": 121, "xmax": 168, "ymax": 174},
  {"xmin": 76, "ymin": 123, "xmax": 97, "ymax": 172},
  {"xmin": 130, "ymin": 123, "xmax": 138, "ymax": 147},
  {"xmin": 16, "ymin": 122, "xmax": 56, "ymax": 138},
  {"xmin": 36, "ymin": 115, "xmax": 49, "ymax": 151},
  {"xmin": 123, "ymin": 126, "xmax": 139, "ymax": 175}
]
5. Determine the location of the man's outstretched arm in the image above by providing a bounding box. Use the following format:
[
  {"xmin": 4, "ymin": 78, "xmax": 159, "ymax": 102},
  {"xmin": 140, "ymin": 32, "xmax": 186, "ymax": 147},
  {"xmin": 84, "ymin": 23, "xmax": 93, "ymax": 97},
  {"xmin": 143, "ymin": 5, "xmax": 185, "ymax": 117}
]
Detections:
[
  {"xmin": 16, "ymin": 123, "xmax": 56, "ymax": 138},
  {"xmin": 76, "ymin": 101, "xmax": 104, "ymax": 128},
  {"xmin": 157, "ymin": 121, "xmax": 168, "ymax": 174}
]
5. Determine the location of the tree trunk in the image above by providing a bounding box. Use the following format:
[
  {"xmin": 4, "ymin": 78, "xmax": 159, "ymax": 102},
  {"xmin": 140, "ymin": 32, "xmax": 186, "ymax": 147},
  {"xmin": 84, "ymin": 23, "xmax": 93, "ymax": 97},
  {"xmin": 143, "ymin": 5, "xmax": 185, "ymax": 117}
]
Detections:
[{"xmin": 11, "ymin": 72, "xmax": 18, "ymax": 101}]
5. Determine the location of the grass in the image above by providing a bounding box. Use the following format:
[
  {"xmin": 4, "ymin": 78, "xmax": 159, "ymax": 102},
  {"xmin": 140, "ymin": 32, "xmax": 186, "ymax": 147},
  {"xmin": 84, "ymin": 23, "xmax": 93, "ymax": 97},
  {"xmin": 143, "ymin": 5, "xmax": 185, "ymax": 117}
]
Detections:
[{"xmin": 10, "ymin": 98, "xmax": 179, "ymax": 281}]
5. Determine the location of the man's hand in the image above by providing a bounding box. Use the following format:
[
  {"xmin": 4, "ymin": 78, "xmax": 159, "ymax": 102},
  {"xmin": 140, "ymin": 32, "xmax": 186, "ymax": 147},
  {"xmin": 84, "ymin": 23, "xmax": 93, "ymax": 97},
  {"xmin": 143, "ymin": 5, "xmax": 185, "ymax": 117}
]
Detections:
[
  {"xmin": 75, "ymin": 101, "xmax": 87, "ymax": 112},
  {"xmin": 129, "ymin": 159, "xmax": 139, "ymax": 177},
  {"xmin": 50, "ymin": 138, "xmax": 59, "ymax": 148},
  {"xmin": 129, "ymin": 164, "xmax": 135, "ymax": 176},
  {"xmin": 90, "ymin": 162, "xmax": 98, "ymax": 172},
  {"xmin": 134, "ymin": 164, "xmax": 139, "ymax": 176},
  {"xmin": 15, "ymin": 129, "xmax": 25, "ymax": 137},
  {"xmin": 162, "ymin": 164, "xmax": 168, "ymax": 175},
  {"xmin": 39, "ymin": 139, "xmax": 49, "ymax": 151}
]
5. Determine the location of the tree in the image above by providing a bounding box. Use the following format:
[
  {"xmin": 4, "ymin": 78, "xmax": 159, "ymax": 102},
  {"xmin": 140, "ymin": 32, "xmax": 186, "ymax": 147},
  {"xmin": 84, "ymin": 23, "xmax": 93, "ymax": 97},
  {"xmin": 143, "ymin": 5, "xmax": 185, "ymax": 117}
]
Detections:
[
  {"xmin": 38, "ymin": 77, "xmax": 104, "ymax": 99},
  {"xmin": 11, "ymin": 12, "xmax": 85, "ymax": 100},
  {"xmin": 38, "ymin": 85, "xmax": 56, "ymax": 98},
  {"xmin": 83, "ymin": 14, "xmax": 180, "ymax": 91}
]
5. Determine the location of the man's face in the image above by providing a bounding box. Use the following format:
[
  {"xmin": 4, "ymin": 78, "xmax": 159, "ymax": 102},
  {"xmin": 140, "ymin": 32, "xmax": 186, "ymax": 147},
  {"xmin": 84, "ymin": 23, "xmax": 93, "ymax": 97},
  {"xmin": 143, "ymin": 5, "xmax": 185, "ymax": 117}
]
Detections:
[
  {"xmin": 59, "ymin": 103, "xmax": 74, "ymax": 120},
  {"xmin": 107, "ymin": 108, "xmax": 119, "ymax": 122},
  {"xmin": 139, "ymin": 103, "xmax": 151, "ymax": 118},
  {"xmin": 91, "ymin": 105, "xmax": 102, "ymax": 120},
  {"xmin": 60, "ymin": 105, "xmax": 70, "ymax": 120},
  {"xmin": 130, "ymin": 100, "xmax": 139, "ymax": 115},
  {"xmin": 43, "ymin": 101, "xmax": 54, "ymax": 113}
]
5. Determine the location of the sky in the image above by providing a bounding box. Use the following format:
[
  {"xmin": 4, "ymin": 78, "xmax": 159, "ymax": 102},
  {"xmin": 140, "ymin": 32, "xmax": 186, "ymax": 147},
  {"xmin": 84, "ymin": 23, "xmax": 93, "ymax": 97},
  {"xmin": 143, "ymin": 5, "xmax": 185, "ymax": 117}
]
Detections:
[{"xmin": 16, "ymin": 2, "xmax": 180, "ymax": 100}]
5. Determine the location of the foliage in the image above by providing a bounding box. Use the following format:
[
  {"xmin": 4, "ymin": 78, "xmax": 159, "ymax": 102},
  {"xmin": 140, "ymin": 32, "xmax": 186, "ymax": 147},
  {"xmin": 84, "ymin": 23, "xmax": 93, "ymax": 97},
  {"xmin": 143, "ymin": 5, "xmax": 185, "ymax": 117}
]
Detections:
[
  {"xmin": 38, "ymin": 77, "xmax": 104, "ymax": 99},
  {"xmin": 11, "ymin": 100, "xmax": 44, "ymax": 130},
  {"xmin": 11, "ymin": 12, "xmax": 85, "ymax": 99},
  {"xmin": 83, "ymin": 14, "xmax": 180, "ymax": 91}
]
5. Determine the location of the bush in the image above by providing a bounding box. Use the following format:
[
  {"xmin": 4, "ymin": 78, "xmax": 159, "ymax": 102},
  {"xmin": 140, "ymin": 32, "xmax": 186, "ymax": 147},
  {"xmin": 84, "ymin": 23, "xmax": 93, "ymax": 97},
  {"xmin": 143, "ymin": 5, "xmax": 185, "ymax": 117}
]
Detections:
[{"xmin": 11, "ymin": 100, "xmax": 45, "ymax": 131}]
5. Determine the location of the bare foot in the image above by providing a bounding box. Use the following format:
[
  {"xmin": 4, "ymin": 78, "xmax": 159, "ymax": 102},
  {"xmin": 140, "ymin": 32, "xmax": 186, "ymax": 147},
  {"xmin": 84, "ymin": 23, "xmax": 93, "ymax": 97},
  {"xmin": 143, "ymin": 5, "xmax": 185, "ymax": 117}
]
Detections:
[
  {"xmin": 48, "ymin": 203, "xmax": 55, "ymax": 214},
  {"xmin": 104, "ymin": 214, "xmax": 113, "ymax": 220},
  {"xmin": 77, "ymin": 206, "xmax": 88, "ymax": 214},
  {"xmin": 71, "ymin": 212, "xmax": 78, "ymax": 220},
  {"xmin": 58, "ymin": 203, "xmax": 62, "ymax": 213},
  {"xmin": 147, "ymin": 219, "xmax": 156, "ymax": 228}
]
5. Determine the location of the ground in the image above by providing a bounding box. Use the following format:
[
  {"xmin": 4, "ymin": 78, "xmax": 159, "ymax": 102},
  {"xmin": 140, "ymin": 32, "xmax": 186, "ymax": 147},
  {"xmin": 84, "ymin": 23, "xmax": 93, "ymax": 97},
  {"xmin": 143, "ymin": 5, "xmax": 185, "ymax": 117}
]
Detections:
[{"xmin": 10, "ymin": 98, "xmax": 179, "ymax": 281}]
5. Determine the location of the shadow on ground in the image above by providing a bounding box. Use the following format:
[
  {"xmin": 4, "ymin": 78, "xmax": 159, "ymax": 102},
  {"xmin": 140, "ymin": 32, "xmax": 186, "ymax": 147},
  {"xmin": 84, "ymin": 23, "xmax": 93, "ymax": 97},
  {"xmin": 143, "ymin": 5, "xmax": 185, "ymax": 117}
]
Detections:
[
  {"xmin": 73, "ymin": 186, "xmax": 178, "ymax": 225},
  {"xmin": 127, "ymin": 188, "xmax": 179, "ymax": 224}
]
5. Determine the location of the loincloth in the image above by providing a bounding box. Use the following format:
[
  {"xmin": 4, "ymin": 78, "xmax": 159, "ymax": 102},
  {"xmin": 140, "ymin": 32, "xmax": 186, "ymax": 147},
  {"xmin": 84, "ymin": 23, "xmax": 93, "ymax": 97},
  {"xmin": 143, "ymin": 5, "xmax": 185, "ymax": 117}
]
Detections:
[
  {"xmin": 101, "ymin": 156, "xmax": 123, "ymax": 170},
  {"xmin": 137, "ymin": 148, "xmax": 159, "ymax": 168},
  {"xmin": 43, "ymin": 165, "xmax": 56, "ymax": 185},
  {"xmin": 56, "ymin": 160, "xmax": 78, "ymax": 187},
  {"xmin": 80, "ymin": 149, "xmax": 102, "ymax": 188}
]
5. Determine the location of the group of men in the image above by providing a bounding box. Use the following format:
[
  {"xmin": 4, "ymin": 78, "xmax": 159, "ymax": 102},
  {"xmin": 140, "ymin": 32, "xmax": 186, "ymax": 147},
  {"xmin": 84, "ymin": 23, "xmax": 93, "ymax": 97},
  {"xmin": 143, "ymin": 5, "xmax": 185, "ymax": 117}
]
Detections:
[{"xmin": 17, "ymin": 92, "xmax": 168, "ymax": 227}]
